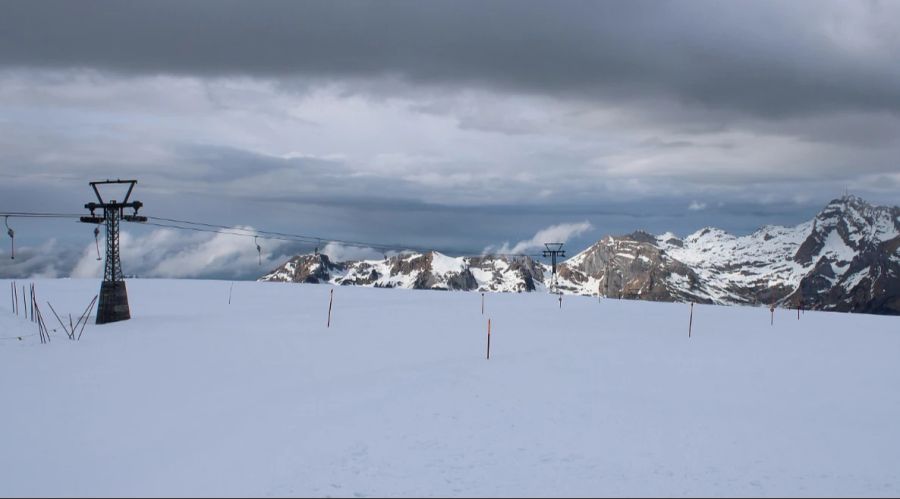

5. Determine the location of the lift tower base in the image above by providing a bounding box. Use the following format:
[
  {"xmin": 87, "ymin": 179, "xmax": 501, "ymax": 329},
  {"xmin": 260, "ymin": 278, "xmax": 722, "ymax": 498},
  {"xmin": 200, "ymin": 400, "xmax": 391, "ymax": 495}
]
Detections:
[{"xmin": 97, "ymin": 281, "xmax": 131, "ymax": 324}]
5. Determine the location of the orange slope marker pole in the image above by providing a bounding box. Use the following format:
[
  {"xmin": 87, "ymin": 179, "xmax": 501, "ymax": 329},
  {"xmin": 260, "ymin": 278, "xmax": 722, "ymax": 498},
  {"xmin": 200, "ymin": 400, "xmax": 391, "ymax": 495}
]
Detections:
[{"xmin": 486, "ymin": 318, "xmax": 491, "ymax": 360}]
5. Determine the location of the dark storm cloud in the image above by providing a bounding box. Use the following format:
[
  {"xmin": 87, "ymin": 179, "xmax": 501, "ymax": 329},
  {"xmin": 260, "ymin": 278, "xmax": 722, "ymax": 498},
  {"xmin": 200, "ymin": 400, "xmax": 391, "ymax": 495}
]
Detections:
[
  {"xmin": 1, "ymin": 0, "xmax": 898, "ymax": 120},
  {"xmin": 1, "ymin": 1, "xmax": 898, "ymax": 280}
]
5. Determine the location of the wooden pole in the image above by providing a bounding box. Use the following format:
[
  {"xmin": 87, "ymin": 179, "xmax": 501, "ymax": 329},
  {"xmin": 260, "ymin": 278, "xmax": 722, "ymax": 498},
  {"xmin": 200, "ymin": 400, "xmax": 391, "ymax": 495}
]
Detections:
[
  {"xmin": 486, "ymin": 318, "xmax": 491, "ymax": 360},
  {"xmin": 41, "ymin": 308, "xmax": 50, "ymax": 343},
  {"xmin": 31, "ymin": 287, "xmax": 48, "ymax": 344},
  {"xmin": 31, "ymin": 284, "xmax": 37, "ymax": 332},
  {"xmin": 71, "ymin": 295, "xmax": 97, "ymax": 340},
  {"xmin": 77, "ymin": 295, "xmax": 98, "ymax": 341},
  {"xmin": 46, "ymin": 302, "xmax": 71, "ymax": 339},
  {"xmin": 689, "ymin": 302, "xmax": 694, "ymax": 338},
  {"xmin": 35, "ymin": 296, "xmax": 43, "ymax": 343},
  {"xmin": 36, "ymin": 305, "xmax": 50, "ymax": 344},
  {"xmin": 38, "ymin": 308, "xmax": 45, "ymax": 344},
  {"xmin": 327, "ymin": 288, "xmax": 333, "ymax": 328}
]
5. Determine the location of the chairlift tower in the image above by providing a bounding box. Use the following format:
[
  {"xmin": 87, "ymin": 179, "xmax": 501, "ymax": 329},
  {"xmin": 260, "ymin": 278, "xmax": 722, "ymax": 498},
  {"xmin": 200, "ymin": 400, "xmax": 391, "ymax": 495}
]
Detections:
[
  {"xmin": 542, "ymin": 243, "xmax": 565, "ymax": 292},
  {"xmin": 80, "ymin": 179, "xmax": 147, "ymax": 324}
]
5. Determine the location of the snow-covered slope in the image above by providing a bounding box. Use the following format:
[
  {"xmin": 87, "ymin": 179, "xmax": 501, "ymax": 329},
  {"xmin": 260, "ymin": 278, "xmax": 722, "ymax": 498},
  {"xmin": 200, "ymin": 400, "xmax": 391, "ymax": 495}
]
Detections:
[
  {"xmin": 656, "ymin": 222, "xmax": 814, "ymax": 304},
  {"xmin": 263, "ymin": 196, "xmax": 899, "ymax": 315},
  {"xmin": 2, "ymin": 278, "xmax": 900, "ymax": 496}
]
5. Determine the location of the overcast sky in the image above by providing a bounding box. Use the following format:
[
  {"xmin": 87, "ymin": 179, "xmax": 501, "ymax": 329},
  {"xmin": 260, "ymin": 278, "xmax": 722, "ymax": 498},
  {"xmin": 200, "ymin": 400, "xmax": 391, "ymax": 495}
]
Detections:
[{"xmin": 1, "ymin": 0, "xmax": 898, "ymax": 279}]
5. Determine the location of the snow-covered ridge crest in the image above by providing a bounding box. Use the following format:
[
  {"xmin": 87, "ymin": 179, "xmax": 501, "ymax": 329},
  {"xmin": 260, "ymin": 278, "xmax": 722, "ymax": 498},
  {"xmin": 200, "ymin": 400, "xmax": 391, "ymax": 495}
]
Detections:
[
  {"xmin": 262, "ymin": 250, "xmax": 547, "ymax": 293},
  {"xmin": 262, "ymin": 196, "xmax": 899, "ymax": 315}
]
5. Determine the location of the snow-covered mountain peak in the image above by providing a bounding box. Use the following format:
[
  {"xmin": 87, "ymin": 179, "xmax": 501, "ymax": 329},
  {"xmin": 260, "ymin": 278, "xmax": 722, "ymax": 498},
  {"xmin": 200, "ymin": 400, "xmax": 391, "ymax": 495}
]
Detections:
[
  {"xmin": 262, "ymin": 250, "xmax": 547, "ymax": 293},
  {"xmin": 816, "ymin": 196, "xmax": 897, "ymax": 236},
  {"xmin": 797, "ymin": 196, "xmax": 899, "ymax": 267},
  {"xmin": 262, "ymin": 196, "xmax": 899, "ymax": 315}
]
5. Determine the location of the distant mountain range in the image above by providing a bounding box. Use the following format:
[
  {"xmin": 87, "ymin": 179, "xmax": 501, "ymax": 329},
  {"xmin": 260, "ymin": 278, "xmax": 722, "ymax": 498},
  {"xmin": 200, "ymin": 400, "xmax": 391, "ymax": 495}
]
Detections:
[{"xmin": 260, "ymin": 196, "xmax": 900, "ymax": 315}]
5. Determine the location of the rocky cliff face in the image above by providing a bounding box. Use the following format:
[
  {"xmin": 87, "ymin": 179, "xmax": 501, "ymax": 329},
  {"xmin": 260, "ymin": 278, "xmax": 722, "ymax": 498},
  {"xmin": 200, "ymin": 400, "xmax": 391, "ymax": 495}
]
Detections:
[
  {"xmin": 784, "ymin": 197, "xmax": 899, "ymax": 314},
  {"xmin": 261, "ymin": 251, "xmax": 546, "ymax": 293},
  {"xmin": 261, "ymin": 196, "xmax": 899, "ymax": 315},
  {"xmin": 555, "ymin": 232, "xmax": 712, "ymax": 303}
]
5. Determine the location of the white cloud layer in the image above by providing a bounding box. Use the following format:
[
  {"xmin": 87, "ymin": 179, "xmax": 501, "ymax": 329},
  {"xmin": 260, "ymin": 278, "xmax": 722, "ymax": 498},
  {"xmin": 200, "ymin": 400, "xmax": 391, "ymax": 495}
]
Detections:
[
  {"xmin": 70, "ymin": 227, "xmax": 290, "ymax": 280},
  {"xmin": 320, "ymin": 242, "xmax": 383, "ymax": 262},
  {"xmin": 485, "ymin": 222, "xmax": 594, "ymax": 255},
  {"xmin": 688, "ymin": 201, "xmax": 707, "ymax": 211},
  {"xmin": 0, "ymin": 239, "xmax": 72, "ymax": 279}
]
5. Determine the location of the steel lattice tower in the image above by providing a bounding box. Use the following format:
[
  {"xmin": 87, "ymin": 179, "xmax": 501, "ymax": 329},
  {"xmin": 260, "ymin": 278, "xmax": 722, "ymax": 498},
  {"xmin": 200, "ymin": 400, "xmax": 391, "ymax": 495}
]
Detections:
[
  {"xmin": 103, "ymin": 206, "xmax": 124, "ymax": 283},
  {"xmin": 80, "ymin": 180, "xmax": 147, "ymax": 324},
  {"xmin": 542, "ymin": 243, "xmax": 565, "ymax": 292}
]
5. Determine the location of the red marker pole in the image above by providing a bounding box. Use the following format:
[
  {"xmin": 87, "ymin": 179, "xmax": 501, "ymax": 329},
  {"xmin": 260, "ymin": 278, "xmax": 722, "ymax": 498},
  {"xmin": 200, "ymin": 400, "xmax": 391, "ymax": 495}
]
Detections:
[
  {"xmin": 486, "ymin": 318, "xmax": 491, "ymax": 360},
  {"xmin": 689, "ymin": 302, "xmax": 694, "ymax": 338},
  {"xmin": 327, "ymin": 288, "xmax": 334, "ymax": 328}
]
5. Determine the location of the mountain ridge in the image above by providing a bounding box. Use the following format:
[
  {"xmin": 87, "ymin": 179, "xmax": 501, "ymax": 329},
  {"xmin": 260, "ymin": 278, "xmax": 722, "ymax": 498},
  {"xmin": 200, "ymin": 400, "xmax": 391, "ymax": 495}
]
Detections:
[{"xmin": 260, "ymin": 196, "xmax": 900, "ymax": 315}]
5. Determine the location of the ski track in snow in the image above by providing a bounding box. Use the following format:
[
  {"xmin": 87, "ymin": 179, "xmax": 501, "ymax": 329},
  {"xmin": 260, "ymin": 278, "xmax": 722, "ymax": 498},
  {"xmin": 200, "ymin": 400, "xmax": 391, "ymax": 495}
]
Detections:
[{"xmin": 1, "ymin": 278, "xmax": 899, "ymax": 497}]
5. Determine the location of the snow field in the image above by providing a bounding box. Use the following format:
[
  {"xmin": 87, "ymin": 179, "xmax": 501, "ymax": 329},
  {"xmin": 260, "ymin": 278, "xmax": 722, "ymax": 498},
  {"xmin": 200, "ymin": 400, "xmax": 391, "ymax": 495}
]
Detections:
[{"xmin": 1, "ymin": 278, "xmax": 899, "ymax": 497}]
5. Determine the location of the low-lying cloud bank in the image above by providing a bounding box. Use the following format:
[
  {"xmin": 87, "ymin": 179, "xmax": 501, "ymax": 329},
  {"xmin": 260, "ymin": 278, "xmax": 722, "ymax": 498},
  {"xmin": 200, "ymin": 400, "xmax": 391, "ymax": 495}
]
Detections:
[
  {"xmin": 0, "ymin": 227, "xmax": 296, "ymax": 281},
  {"xmin": 485, "ymin": 222, "xmax": 593, "ymax": 255}
]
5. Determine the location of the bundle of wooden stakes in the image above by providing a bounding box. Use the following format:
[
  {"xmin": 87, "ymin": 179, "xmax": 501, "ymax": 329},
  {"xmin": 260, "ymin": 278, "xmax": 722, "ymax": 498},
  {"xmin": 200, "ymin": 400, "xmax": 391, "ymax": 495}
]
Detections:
[
  {"xmin": 28, "ymin": 284, "xmax": 51, "ymax": 344},
  {"xmin": 46, "ymin": 295, "xmax": 99, "ymax": 341}
]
